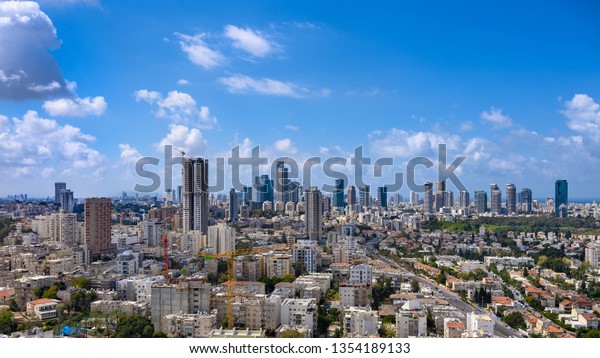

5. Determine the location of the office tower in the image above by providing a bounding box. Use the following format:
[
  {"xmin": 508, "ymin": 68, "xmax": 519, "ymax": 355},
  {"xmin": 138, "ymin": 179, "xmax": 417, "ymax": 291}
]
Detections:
[
  {"xmin": 289, "ymin": 181, "xmax": 301, "ymax": 203},
  {"xmin": 394, "ymin": 193, "xmax": 402, "ymax": 205},
  {"xmin": 275, "ymin": 161, "xmax": 290, "ymax": 204},
  {"xmin": 359, "ymin": 185, "xmax": 370, "ymax": 207},
  {"xmin": 377, "ymin": 186, "xmax": 388, "ymax": 209},
  {"xmin": 444, "ymin": 191, "xmax": 454, "ymax": 208},
  {"xmin": 177, "ymin": 185, "xmax": 182, "ymax": 204},
  {"xmin": 207, "ymin": 223, "xmax": 235, "ymax": 255},
  {"xmin": 54, "ymin": 182, "xmax": 66, "ymax": 204},
  {"xmin": 347, "ymin": 185, "xmax": 357, "ymax": 207},
  {"xmin": 242, "ymin": 185, "xmax": 252, "ymax": 205},
  {"xmin": 433, "ymin": 192, "xmax": 444, "ymax": 212},
  {"xmin": 555, "ymin": 179, "xmax": 568, "ymax": 217},
  {"xmin": 322, "ymin": 195, "xmax": 331, "ymax": 214},
  {"xmin": 436, "ymin": 180, "xmax": 446, "ymax": 194},
  {"xmin": 254, "ymin": 174, "xmax": 274, "ymax": 205},
  {"xmin": 182, "ymin": 158, "xmax": 209, "ymax": 234},
  {"xmin": 423, "ymin": 182, "xmax": 433, "ymax": 213},
  {"xmin": 490, "ymin": 184, "xmax": 502, "ymax": 214},
  {"xmin": 333, "ymin": 179, "xmax": 345, "ymax": 208},
  {"xmin": 228, "ymin": 188, "xmax": 239, "ymax": 221},
  {"xmin": 410, "ymin": 192, "xmax": 419, "ymax": 206},
  {"xmin": 84, "ymin": 198, "xmax": 113, "ymax": 258},
  {"xmin": 305, "ymin": 186, "xmax": 322, "ymax": 240},
  {"xmin": 165, "ymin": 189, "xmax": 174, "ymax": 203},
  {"xmin": 520, "ymin": 188, "xmax": 532, "ymax": 213},
  {"xmin": 460, "ymin": 190, "xmax": 470, "ymax": 209},
  {"xmin": 474, "ymin": 191, "xmax": 488, "ymax": 213},
  {"xmin": 506, "ymin": 184, "xmax": 516, "ymax": 214},
  {"xmin": 59, "ymin": 189, "xmax": 74, "ymax": 213}
]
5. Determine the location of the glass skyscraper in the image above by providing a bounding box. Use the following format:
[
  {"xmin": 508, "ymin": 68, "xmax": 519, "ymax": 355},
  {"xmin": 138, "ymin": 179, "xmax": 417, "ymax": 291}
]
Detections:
[{"xmin": 555, "ymin": 179, "xmax": 568, "ymax": 217}]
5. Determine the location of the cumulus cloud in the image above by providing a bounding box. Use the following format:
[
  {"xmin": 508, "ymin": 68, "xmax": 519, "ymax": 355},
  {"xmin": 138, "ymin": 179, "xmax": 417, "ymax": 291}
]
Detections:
[
  {"xmin": 368, "ymin": 128, "xmax": 462, "ymax": 158},
  {"xmin": 176, "ymin": 32, "xmax": 225, "ymax": 69},
  {"xmin": 157, "ymin": 124, "xmax": 207, "ymax": 156},
  {"xmin": 118, "ymin": 143, "xmax": 142, "ymax": 164},
  {"xmin": 224, "ymin": 25, "xmax": 275, "ymax": 58},
  {"xmin": 0, "ymin": 1, "xmax": 69, "ymax": 100},
  {"xmin": 43, "ymin": 95, "xmax": 107, "ymax": 116},
  {"xmin": 0, "ymin": 110, "xmax": 104, "ymax": 172},
  {"xmin": 219, "ymin": 74, "xmax": 314, "ymax": 98},
  {"xmin": 562, "ymin": 93, "xmax": 600, "ymax": 157},
  {"xmin": 273, "ymin": 138, "xmax": 298, "ymax": 154},
  {"xmin": 134, "ymin": 89, "xmax": 217, "ymax": 129},
  {"xmin": 480, "ymin": 107, "xmax": 512, "ymax": 129}
]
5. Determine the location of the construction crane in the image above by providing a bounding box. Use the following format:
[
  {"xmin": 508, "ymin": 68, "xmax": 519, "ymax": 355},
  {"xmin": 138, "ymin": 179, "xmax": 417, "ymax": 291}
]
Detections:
[
  {"xmin": 201, "ymin": 243, "xmax": 289, "ymax": 329},
  {"xmin": 174, "ymin": 148, "xmax": 186, "ymax": 159},
  {"xmin": 162, "ymin": 234, "xmax": 169, "ymax": 281}
]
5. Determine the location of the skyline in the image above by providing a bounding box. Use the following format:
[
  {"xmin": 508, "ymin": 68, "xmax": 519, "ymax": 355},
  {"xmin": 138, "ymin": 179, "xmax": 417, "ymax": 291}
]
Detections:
[{"xmin": 1, "ymin": 1, "xmax": 600, "ymax": 198}]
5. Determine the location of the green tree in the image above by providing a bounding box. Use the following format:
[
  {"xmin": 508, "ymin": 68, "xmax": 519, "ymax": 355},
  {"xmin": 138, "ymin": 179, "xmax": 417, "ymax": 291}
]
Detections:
[
  {"xmin": 502, "ymin": 312, "xmax": 526, "ymax": 330},
  {"xmin": 71, "ymin": 277, "xmax": 91, "ymax": 290},
  {"xmin": 8, "ymin": 299, "xmax": 20, "ymax": 312},
  {"xmin": 42, "ymin": 285, "xmax": 59, "ymax": 299},
  {"xmin": 411, "ymin": 278, "xmax": 420, "ymax": 293},
  {"xmin": 153, "ymin": 331, "xmax": 168, "ymax": 338},
  {"xmin": 584, "ymin": 330, "xmax": 600, "ymax": 338},
  {"xmin": 112, "ymin": 315, "xmax": 154, "ymax": 338},
  {"xmin": 67, "ymin": 290, "xmax": 97, "ymax": 314},
  {"xmin": 0, "ymin": 309, "xmax": 15, "ymax": 335}
]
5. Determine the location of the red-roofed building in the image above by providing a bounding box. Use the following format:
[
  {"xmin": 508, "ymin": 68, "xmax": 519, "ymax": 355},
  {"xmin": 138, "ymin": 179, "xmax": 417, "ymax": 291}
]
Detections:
[{"xmin": 26, "ymin": 298, "xmax": 60, "ymax": 320}]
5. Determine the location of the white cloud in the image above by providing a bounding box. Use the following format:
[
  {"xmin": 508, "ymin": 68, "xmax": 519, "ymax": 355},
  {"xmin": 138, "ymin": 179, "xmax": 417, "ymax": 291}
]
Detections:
[
  {"xmin": 157, "ymin": 124, "xmax": 207, "ymax": 156},
  {"xmin": 480, "ymin": 107, "xmax": 512, "ymax": 129},
  {"xmin": 219, "ymin": 74, "xmax": 310, "ymax": 98},
  {"xmin": 0, "ymin": 1, "xmax": 68, "ymax": 100},
  {"xmin": 43, "ymin": 95, "xmax": 107, "ymax": 116},
  {"xmin": 176, "ymin": 32, "xmax": 225, "ymax": 69},
  {"xmin": 0, "ymin": 110, "xmax": 104, "ymax": 172},
  {"xmin": 177, "ymin": 79, "xmax": 191, "ymax": 86},
  {"xmin": 224, "ymin": 24, "xmax": 275, "ymax": 58},
  {"xmin": 36, "ymin": 0, "xmax": 100, "ymax": 6},
  {"xmin": 562, "ymin": 93, "xmax": 600, "ymax": 157},
  {"xmin": 368, "ymin": 128, "xmax": 461, "ymax": 158},
  {"xmin": 134, "ymin": 89, "xmax": 217, "ymax": 129},
  {"xmin": 288, "ymin": 21, "xmax": 318, "ymax": 30},
  {"xmin": 118, "ymin": 143, "xmax": 142, "ymax": 164},
  {"xmin": 284, "ymin": 124, "xmax": 299, "ymax": 132},
  {"xmin": 273, "ymin": 138, "xmax": 297, "ymax": 154},
  {"xmin": 459, "ymin": 121, "xmax": 474, "ymax": 131}
]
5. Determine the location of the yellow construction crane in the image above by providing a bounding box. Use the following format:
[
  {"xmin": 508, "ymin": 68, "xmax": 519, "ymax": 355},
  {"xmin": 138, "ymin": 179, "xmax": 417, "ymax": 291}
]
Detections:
[{"xmin": 201, "ymin": 243, "xmax": 289, "ymax": 329}]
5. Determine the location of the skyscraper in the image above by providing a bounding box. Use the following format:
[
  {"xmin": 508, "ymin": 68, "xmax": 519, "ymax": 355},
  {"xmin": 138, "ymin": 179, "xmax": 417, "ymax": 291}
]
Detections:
[
  {"xmin": 490, "ymin": 184, "xmax": 502, "ymax": 214},
  {"xmin": 460, "ymin": 190, "xmax": 470, "ymax": 209},
  {"xmin": 305, "ymin": 187, "xmax": 323, "ymax": 240},
  {"xmin": 275, "ymin": 161, "xmax": 290, "ymax": 204},
  {"xmin": 254, "ymin": 174, "xmax": 274, "ymax": 205},
  {"xmin": 377, "ymin": 186, "xmax": 388, "ymax": 209},
  {"xmin": 520, "ymin": 188, "xmax": 532, "ymax": 213},
  {"xmin": 333, "ymin": 179, "xmax": 345, "ymax": 208},
  {"xmin": 84, "ymin": 197, "xmax": 113, "ymax": 258},
  {"xmin": 242, "ymin": 185, "xmax": 252, "ymax": 205},
  {"xmin": 359, "ymin": 185, "xmax": 370, "ymax": 207},
  {"xmin": 347, "ymin": 185, "xmax": 357, "ymax": 207},
  {"xmin": 59, "ymin": 189, "xmax": 74, "ymax": 213},
  {"xmin": 423, "ymin": 182, "xmax": 433, "ymax": 213},
  {"xmin": 555, "ymin": 179, "xmax": 568, "ymax": 217},
  {"xmin": 506, "ymin": 184, "xmax": 516, "ymax": 214},
  {"xmin": 436, "ymin": 180, "xmax": 446, "ymax": 194},
  {"xmin": 474, "ymin": 191, "xmax": 488, "ymax": 213},
  {"xmin": 54, "ymin": 182, "xmax": 66, "ymax": 204},
  {"xmin": 228, "ymin": 188, "xmax": 239, "ymax": 221},
  {"xmin": 182, "ymin": 158, "xmax": 209, "ymax": 234}
]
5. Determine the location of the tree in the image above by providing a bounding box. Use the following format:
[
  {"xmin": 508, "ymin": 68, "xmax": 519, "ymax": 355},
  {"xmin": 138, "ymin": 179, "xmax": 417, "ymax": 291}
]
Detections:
[
  {"xmin": 411, "ymin": 278, "xmax": 420, "ymax": 293},
  {"xmin": 584, "ymin": 330, "xmax": 600, "ymax": 338},
  {"xmin": 153, "ymin": 331, "xmax": 168, "ymax": 338},
  {"xmin": 280, "ymin": 329, "xmax": 304, "ymax": 338},
  {"xmin": 0, "ymin": 309, "xmax": 15, "ymax": 335},
  {"xmin": 42, "ymin": 285, "xmax": 59, "ymax": 299},
  {"xmin": 71, "ymin": 277, "xmax": 91, "ymax": 290},
  {"xmin": 8, "ymin": 299, "xmax": 20, "ymax": 312},
  {"xmin": 293, "ymin": 261, "xmax": 307, "ymax": 277},
  {"xmin": 67, "ymin": 290, "xmax": 97, "ymax": 314},
  {"xmin": 112, "ymin": 315, "xmax": 154, "ymax": 338},
  {"xmin": 502, "ymin": 312, "xmax": 526, "ymax": 330}
]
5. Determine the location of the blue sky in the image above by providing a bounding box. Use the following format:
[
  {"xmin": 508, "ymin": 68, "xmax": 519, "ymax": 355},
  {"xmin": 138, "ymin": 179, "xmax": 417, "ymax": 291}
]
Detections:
[{"xmin": 1, "ymin": 0, "xmax": 600, "ymax": 199}]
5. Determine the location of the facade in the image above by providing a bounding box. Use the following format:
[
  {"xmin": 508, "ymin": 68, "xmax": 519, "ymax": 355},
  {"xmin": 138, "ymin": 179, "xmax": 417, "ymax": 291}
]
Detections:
[
  {"xmin": 182, "ymin": 157, "xmax": 209, "ymax": 234},
  {"xmin": 280, "ymin": 298, "xmax": 317, "ymax": 337},
  {"xmin": 377, "ymin": 186, "xmax": 388, "ymax": 209},
  {"xmin": 466, "ymin": 312, "xmax": 494, "ymax": 337},
  {"xmin": 585, "ymin": 244, "xmax": 600, "ymax": 269},
  {"xmin": 506, "ymin": 183, "xmax": 516, "ymax": 214},
  {"xmin": 474, "ymin": 190, "xmax": 488, "ymax": 213},
  {"xmin": 304, "ymin": 187, "xmax": 322, "ymax": 240},
  {"xmin": 54, "ymin": 182, "xmax": 66, "ymax": 204},
  {"xmin": 490, "ymin": 184, "xmax": 502, "ymax": 214},
  {"xmin": 27, "ymin": 298, "xmax": 60, "ymax": 320},
  {"xmin": 228, "ymin": 188, "xmax": 239, "ymax": 221},
  {"xmin": 162, "ymin": 312, "xmax": 216, "ymax": 338},
  {"xmin": 207, "ymin": 223, "xmax": 235, "ymax": 255},
  {"xmin": 459, "ymin": 190, "xmax": 470, "ymax": 209},
  {"xmin": 150, "ymin": 280, "xmax": 212, "ymax": 331},
  {"xmin": 143, "ymin": 219, "xmax": 165, "ymax": 247},
  {"xmin": 396, "ymin": 300, "xmax": 427, "ymax": 338},
  {"xmin": 347, "ymin": 185, "xmax": 357, "ymax": 208},
  {"xmin": 555, "ymin": 179, "xmax": 568, "ymax": 217},
  {"xmin": 423, "ymin": 182, "xmax": 433, "ymax": 213},
  {"xmin": 333, "ymin": 179, "xmax": 345, "ymax": 208},
  {"xmin": 84, "ymin": 197, "xmax": 113, "ymax": 258},
  {"xmin": 520, "ymin": 188, "xmax": 533, "ymax": 213},
  {"xmin": 59, "ymin": 189, "xmax": 74, "ymax": 213},
  {"xmin": 343, "ymin": 307, "xmax": 379, "ymax": 337},
  {"xmin": 292, "ymin": 240, "xmax": 317, "ymax": 273},
  {"xmin": 359, "ymin": 185, "xmax": 370, "ymax": 208}
]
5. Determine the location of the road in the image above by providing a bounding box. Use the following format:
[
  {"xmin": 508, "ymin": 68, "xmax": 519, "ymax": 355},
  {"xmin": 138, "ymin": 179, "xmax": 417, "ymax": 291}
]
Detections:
[{"xmin": 370, "ymin": 252, "xmax": 522, "ymax": 338}]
